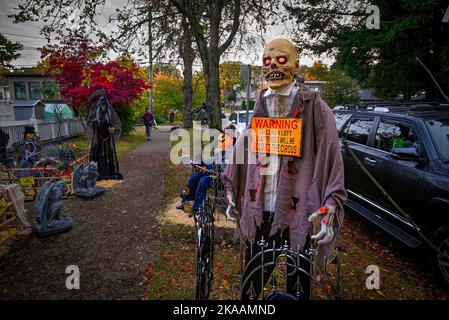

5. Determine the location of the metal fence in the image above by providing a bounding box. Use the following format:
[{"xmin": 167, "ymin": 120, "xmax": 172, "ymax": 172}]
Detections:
[{"xmin": 0, "ymin": 118, "xmax": 85, "ymax": 146}]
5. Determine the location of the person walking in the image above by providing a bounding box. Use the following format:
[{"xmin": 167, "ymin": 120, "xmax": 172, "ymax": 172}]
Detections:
[{"xmin": 143, "ymin": 110, "xmax": 155, "ymax": 141}]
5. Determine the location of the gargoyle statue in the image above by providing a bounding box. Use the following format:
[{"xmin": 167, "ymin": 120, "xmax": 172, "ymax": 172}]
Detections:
[
  {"xmin": 33, "ymin": 180, "xmax": 73, "ymax": 236},
  {"xmin": 73, "ymin": 161, "xmax": 106, "ymax": 199}
]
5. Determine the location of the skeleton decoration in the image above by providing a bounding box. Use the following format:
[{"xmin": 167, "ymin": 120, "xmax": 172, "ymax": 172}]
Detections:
[
  {"xmin": 33, "ymin": 180, "xmax": 73, "ymax": 236},
  {"xmin": 223, "ymin": 38, "xmax": 346, "ymax": 300},
  {"xmin": 73, "ymin": 161, "xmax": 106, "ymax": 199}
]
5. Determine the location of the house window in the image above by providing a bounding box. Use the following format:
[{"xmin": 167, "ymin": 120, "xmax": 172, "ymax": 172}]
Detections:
[
  {"xmin": 29, "ymin": 82, "xmax": 41, "ymax": 99},
  {"xmin": 14, "ymin": 82, "xmax": 26, "ymax": 100},
  {"xmin": 42, "ymin": 81, "xmax": 59, "ymax": 99}
]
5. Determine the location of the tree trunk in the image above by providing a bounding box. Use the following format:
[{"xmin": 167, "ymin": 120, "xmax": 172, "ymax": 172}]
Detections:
[
  {"xmin": 205, "ymin": 55, "xmax": 222, "ymax": 129},
  {"xmin": 180, "ymin": 17, "xmax": 194, "ymax": 128},
  {"xmin": 206, "ymin": 1, "xmax": 223, "ymax": 130}
]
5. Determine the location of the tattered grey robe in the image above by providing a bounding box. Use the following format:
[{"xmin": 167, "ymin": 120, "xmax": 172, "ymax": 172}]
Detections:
[{"xmin": 223, "ymin": 85, "xmax": 347, "ymax": 263}]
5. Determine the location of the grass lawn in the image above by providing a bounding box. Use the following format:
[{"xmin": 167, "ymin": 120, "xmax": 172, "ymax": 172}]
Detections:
[
  {"xmin": 143, "ymin": 159, "xmax": 449, "ymax": 300},
  {"xmin": 69, "ymin": 126, "xmax": 147, "ymax": 160}
]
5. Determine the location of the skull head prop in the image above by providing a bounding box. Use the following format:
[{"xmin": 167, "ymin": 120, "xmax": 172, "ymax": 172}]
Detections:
[{"xmin": 262, "ymin": 38, "xmax": 299, "ymax": 90}]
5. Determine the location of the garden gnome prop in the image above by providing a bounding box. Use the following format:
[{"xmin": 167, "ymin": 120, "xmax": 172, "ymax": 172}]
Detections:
[
  {"xmin": 33, "ymin": 180, "xmax": 73, "ymax": 236},
  {"xmin": 87, "ymin": 88, "xmax": 123, "ymax": 180},
  {"xmin": 73, "ymin": 161, "xmax": 106, "ymax": 199},
  {"xmin": 223, "ymin": 38, "xmax": 346, "ymax": 299}
]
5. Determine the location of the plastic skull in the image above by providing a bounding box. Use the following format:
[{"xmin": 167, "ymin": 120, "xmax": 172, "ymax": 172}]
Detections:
[{"xmin": 262, "ymin": 38, "xmax": 299, "ymax": 90}]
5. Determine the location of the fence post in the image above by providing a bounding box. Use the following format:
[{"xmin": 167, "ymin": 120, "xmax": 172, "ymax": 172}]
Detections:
[
  {"xmin": 65, "ymin": 118, "xmax": 70, "ymax": 137},
  {"xmin": 51, "ymin": 121, "xmax": 56, "ymax": 140},
  {"xmin": 31, "ymin": 108, "xmax": 39, "ymax": 136}
]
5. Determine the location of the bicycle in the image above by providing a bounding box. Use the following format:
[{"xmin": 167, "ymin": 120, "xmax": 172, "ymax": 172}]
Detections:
[{"xmin": 193, "ymin": 194, "xmax": 215, "ymax": 300}]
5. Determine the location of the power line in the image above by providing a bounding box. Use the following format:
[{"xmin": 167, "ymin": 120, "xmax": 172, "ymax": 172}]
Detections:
[{"xmin": 1, "ymin": 32, "xmax": 57, "ymax": 41}]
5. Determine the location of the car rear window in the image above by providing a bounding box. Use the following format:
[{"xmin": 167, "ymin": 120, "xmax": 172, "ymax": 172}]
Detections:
[
  {"xmin": 344, "ymin": 118, "xmax": 374, "ymax": 145},
  {"xmin": 426, "ymin": 118, "xmax": 449, "ymax": 162},
  {"xmin": 334, "ymin": 112, "xmax": 353, "ymax": 133}
]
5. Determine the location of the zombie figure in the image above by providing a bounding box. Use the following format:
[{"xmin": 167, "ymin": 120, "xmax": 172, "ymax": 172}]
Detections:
[
  {"xmin": 87, "ymin": 89, "xmax": 123, "ymax": 180},
  {"xmin": 223, "ymin": 39, "xmax": 346, "ymax": 300},
  {"xmin": 12, "ymin": 126, "xmax": 42, "ymax": 170}
]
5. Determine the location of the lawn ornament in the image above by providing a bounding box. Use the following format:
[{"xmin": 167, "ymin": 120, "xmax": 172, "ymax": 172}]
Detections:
[
  {"xmin": 33, "ymin": 180, "xmax": 73, "ymax": 236},
  {"xmin": 59, "ymin": 148, "xmax": 76, "ymax": 172},
  {"xmin": 87, "ymin": 88, "xmax": 123, "ymax": 180},
  {"xmin": 12, "ymin": 126, "xmax": 42, "ymax": 172},
  {"xmin": 73, "ymin": 161, "xmax": 105, "ymax": 199},
  {"xmin": 223, "ymin": 38, "xmax": 346, "ymax": 299}
]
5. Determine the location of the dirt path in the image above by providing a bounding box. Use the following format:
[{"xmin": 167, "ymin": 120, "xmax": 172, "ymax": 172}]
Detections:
[{"xmin": 0, "ymin": 131, "xmax": 171, "ymax": 299}]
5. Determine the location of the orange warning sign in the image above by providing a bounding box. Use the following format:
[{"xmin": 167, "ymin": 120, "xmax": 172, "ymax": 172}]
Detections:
[{"xmin": 250, "ymin": 117, "xmax": 302, "ymax": 157}]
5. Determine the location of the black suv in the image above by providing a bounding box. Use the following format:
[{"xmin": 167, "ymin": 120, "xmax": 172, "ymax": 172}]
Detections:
[{"xmin": 333, "ymin": 103, "xmax": 449, "ymax": 285}]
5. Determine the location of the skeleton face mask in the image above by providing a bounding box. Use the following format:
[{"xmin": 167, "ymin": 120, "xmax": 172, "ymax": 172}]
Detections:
[
  {"xmin": 262, "ymin": 39, "xmax": 299, "ymax": 90},
  {"xmin": 98, "ymin": 97, "xmax": 108, "ymax": 113}
]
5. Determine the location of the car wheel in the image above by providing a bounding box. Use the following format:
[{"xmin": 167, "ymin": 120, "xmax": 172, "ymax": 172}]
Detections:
[{"xmin": 431, "ymin": 227, "xmax": 449, "ymax": 286}]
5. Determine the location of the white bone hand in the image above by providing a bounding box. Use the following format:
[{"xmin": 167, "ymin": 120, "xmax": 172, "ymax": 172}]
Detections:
[{"xmin": 308, "ymin": 204, "xmax": 337, "ymax": 246}]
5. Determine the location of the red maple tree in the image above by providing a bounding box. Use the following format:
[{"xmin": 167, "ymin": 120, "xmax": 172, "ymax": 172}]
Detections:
[{"xmin": 39, "ymin": 35, "xmax": 149, "ymax": 111}]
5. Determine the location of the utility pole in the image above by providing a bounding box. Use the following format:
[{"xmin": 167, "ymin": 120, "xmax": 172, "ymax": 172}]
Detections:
[
  {"xmin": 245, "ymin": 64, "xmax": 251, "ymax": 127},
  {"xmin": 148, "ymin": 8, "xmax": 154, "ymax": 113}
]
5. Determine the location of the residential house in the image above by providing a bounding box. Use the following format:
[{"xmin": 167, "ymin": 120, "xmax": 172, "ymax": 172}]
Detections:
[
  {"xmin": 1, "ymin": 70, "xmax": 74, "ymax": 122},
  {"xmin": 0, "ymin": 80, "xmax": 14, "ymax": 122}
]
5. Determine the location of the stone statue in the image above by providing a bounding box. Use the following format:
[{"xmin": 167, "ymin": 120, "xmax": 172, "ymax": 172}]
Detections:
[
  {"xmin": 73, "ymin": 161, "xmax": 106, "ymax": 199},
  {"xmin": 33, "ymin": 180, "xmax": 73, "ymax": 236}
]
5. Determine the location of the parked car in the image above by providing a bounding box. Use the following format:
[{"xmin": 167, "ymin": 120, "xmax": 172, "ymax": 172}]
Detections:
[
  {"xmin": 333, "ymin": 103, "xmax": 449, "ymax": 285},
  {"xmin": 229, "ymin": 110, "xmax": 253, "ymax": 136}
]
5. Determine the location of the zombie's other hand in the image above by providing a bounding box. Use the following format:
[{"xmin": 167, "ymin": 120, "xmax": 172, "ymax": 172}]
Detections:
[
  {"xmin": 226, "ymin": 191, "xmax": 235, "ymax": 206},
  {"xmin": 225, "ymin": 191, "xmax": 236, "ymax": 221},
  {"xmin": 108, "ymin": 127, "xmax": 115, "ymax": 134},
  {"xmin": 308, "ymin": 204, "xmax": 337, "ymax": 245}
]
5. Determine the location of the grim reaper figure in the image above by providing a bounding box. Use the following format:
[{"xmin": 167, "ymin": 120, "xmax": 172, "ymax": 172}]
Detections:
[{"xmin": 87, "ymin": 89, "xmax": 123, "ymax": 180}]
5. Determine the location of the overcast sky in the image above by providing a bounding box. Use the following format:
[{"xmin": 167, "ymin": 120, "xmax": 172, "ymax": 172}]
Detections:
[{"xmin": 0, "ymin": 0, "xmax": 333, "ymax": 69}]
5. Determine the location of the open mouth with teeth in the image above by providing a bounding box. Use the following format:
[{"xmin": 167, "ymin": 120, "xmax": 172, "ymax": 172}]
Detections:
[{"xmin": 265, "ymin": 71, "xmax": 286, "ymax": 81}]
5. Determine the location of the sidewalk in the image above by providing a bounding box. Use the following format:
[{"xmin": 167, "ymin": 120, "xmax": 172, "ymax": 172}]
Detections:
[{"xmin": 0, "ymin": 131, "xmax": 172, "ymax": 299}]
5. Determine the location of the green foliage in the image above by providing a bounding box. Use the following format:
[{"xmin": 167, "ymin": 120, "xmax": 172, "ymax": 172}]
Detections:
[
  {"xmin": 301, "ymin": 60, "xmax": 330, "ymax": 80},
  {"xmin": 227, "ymin": 90, "xmax": 237, "ymax": 102},
  {"xmin": 192, "ymin": 71, "xmax": 206, "ymax": 109},
  {"xmin": 116, "ymin": 93, "xmax": 148, "ymax": 136},
  {"xmin": 287, "ymin": 0, "xmax": 449, "ymax": 99},
  {"xmin": 154, "ymin": 114, "xmax": 167, "ymax": 124},
  {"xmin": 241, "ymin": 99, "xmax": 255, "ymax": 110},
  {"xmin": 0, "ymin": 34, "xmax": 23, "ymax": 70},
  {"xmin": 321, "ymin": 69, "xmax": 360, "ymax": 107},
  {"xmin": 153, "ymin": 72, "xmax": 183, "ymax": 118}
]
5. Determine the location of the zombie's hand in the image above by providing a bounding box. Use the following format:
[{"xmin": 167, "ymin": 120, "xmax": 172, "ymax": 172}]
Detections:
[
  {"xmin": 108, "ymin": 127, "xmax": 115, "ymax": 134},
  {"xmin": 225, "ymin": 191, "xmax": 236, "ymax": 221},
  {"xmin": 308, "ymin": 204, "xmax": 337, "ymax": 246}
]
